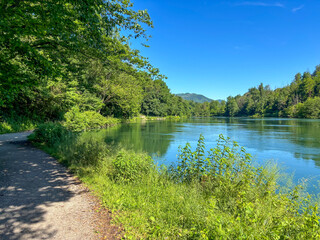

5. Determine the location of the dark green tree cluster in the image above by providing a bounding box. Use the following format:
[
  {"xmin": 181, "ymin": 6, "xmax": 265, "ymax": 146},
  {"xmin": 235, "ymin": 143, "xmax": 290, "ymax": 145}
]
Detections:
[
  {"xmin": 0, "ymin": 0, "xmax": 191, "ymax": 123},
  {"xmin": 191, "ymin": 100, "xmax": 226, "ymax": 117},
  {"xmin": 223, "ymin": 65, "xmax": 320, "ymax": 118},
  {"xmin": 3, "ymin": 0, "xmax": 318, "ymax": 122},
  {"xmin": 141, "ymin": 79, "xmax": 192, "ymax": 117}
]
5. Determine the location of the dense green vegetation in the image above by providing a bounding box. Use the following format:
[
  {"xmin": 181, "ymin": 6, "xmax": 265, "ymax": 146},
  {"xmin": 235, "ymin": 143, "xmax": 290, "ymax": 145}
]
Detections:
[
  {"xmin": 223, "ymin": 66, "xmax": 320, "ymax": 118},
  {"xmin": 1, "ymin": 0, "xmax": 320, "ymax": 135},
  {"xmin": 190, "ymin": 65, "xmax": 320, "ymax": 118},
  {"xmin": 29, "ymin": 123, "xmax": 320, "ymax": 239},
  {"xmin": 2, "ymin": 0, "xmax": 320, "ymax": 239},
  {"xmin": 0, "ymin": 0, "xmax": 194, "ymax": 134},
  {"xmin": 0, "ymin": 116, "xmax": 40, "ymax": 134},
  {"xmin": 173, "ymin": 66, "xmax": 320, "ymax": 118}
]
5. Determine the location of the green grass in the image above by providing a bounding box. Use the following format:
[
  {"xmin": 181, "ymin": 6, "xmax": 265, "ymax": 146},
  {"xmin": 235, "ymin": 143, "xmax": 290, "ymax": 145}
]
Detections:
[
  {"xmin": 0, "ymin": 116, "xmax": 40, "ymax": 134},
  {"xmin": 0, "ymin": 114, "xmax": 183, "ymax": 135},
  {"xmin": 29, "ymin": 122, "xmax": 320, "ymax": 239}
]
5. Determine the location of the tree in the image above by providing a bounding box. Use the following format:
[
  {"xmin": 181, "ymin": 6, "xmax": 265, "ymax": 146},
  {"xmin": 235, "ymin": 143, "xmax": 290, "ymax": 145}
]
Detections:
[
  {"xmin": 295, "ymin": 73, "xmax": 302, "ymax": 83},
  {"xmin": 205, "ymin": 64, "xmax": 320, "ymax": 119},
  {"xmin": 313, "ymin": 66, "xmax": 320, "ymax": 96},
  {"xmin": 141, "ymin": 80, "xmax": 171, "ymax": 116},
  {"xmin": 209, "ymin": 101, "xmax": 221, "ymax": 116},
  {"xmin": 245, "ymin": 97, "xmax": 255, "ymax": 115},
  {"xmin": 226, "ymin": 97, "xmax": 239, "ymax": 117},
  {"xmin": 301, "ymin": 72, "xmax": 315, "ymax": 99},
  {"xmin": 299, "ymin": 97, "xmax": 320, "ymax": 118},
  {"xmin": 0, "ymin": 0, "xmax": 153, "ymax": 111},
  {"xmin": 102, "ymin": 73, "xmax": 143, "ymax": 118},
  {"xmin": 312, "ymin": 65, "xmax": 320, "ymax": 77}
]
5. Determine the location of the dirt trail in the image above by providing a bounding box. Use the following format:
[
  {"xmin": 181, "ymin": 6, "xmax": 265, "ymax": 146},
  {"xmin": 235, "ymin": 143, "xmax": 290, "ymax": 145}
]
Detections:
[{"xmin": 0, "ymin": 132, "xmax": 98, "ymax": 240}]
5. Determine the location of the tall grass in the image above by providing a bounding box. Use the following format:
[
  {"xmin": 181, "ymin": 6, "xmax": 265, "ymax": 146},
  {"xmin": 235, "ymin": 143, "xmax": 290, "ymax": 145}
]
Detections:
[
  {"xmin": 0, "ymin": 116, "xmax": 40, "ymax": 134},
  {"xmin": 30, "ymin": 122, "xmax": 320, "ymax": 239}
]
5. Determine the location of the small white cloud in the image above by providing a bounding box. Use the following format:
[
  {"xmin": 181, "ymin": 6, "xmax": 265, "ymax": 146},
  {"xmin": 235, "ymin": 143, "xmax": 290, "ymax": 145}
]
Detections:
[
  {"xmin": 292, "ymin": 5, "xmax": 304, "ymax": 13},
  {"xmin": 235, "ymin": 2, "xmax": 285, "ymax": 8}
]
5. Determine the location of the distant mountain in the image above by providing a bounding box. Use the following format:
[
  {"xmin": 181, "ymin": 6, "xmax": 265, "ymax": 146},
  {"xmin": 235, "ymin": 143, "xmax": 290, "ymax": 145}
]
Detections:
[{"xmin": 176, "ymin": 93, "xmax": 214, "ymax": 103}]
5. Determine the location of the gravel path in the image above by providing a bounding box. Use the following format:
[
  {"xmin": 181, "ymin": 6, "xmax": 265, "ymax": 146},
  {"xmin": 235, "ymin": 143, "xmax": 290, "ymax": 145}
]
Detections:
[{"xmin": 0, "ymin": 132, "xmax": 98, "ymax": 240}]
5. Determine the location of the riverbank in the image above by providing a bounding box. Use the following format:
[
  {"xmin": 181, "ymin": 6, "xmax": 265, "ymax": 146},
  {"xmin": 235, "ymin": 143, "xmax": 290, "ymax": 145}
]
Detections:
[
  {"xmin": 0, "ymin": 115, "xmax": 183, "ymax": 135},
  {"xmin": 28, "ymin": 122, "xmax": 320, "ymax": 239}
]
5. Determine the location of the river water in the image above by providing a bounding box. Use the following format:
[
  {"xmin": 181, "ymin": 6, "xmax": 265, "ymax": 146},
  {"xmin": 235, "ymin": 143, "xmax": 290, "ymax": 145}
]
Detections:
[{"xmin": 94, "ymin": 117, "xmax": 320, "ymax": 186}]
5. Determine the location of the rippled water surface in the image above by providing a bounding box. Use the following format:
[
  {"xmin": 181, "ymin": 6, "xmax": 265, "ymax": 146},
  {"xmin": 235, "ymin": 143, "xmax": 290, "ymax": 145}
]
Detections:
[{"xmin": 94, "ymin": 118, "xmax": 320, "ymax": 183}]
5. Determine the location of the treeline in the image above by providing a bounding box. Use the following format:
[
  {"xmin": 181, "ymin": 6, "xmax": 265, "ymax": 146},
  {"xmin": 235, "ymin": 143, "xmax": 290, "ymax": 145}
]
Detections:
[
  {"xmin": 0, "ymin": 0, "xmax": 192, "ymax": 127},
  {"xmin": 191, "ymin": 100, "xmax": 226, "ymax": 117},
  {"xmin": 224, "ymin": 65, "xmax": 320, "ymax": 118},
  {"xmin": 1, "ymin": 1, "xmax": 319, "ymax": 127},
  {"xmin": 193, "ymin": 65, "xmax": 320, "ymax": 119}
]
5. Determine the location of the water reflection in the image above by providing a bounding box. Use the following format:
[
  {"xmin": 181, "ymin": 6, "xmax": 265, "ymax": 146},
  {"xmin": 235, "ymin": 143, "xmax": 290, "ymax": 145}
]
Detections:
[
  {"xmin": 99, "ymin": 121, "xmax": 178, "ymax": 158},
  {"xmin": 229, "ymin": 118, "xmax": 320, "ymax": 165},
  {"xmin": 180, "ymin": 118, "xmax": 320, "ymax": 165},
  {"xmin": 88, "ymin": 117, "xmax": 320, "ymax": 180}
]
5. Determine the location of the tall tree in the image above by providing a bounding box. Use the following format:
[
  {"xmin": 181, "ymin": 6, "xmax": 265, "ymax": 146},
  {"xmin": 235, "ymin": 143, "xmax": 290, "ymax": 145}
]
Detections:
[
  {"xmin": 0, "ymin": 0, "xmax": 153, "ymax": 111},
  {"xmin": 226, "ymin": 97, "xmax": 239, "ymax": 117},
  {"xmin": 301, "ymin": 72, "xmax": 315, "ymax": 99}
]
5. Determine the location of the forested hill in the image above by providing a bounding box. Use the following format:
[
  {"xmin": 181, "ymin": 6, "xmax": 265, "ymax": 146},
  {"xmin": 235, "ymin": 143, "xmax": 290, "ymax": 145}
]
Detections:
[
  {"xmin": 176, "ymin": 93, "xmax": 213, "ymax": 103},
  {"xmin": 223, "ymin": 65, "xmax": 320, "ymax": 118},
  {"xmin": 191, "ymin": 64, "xmax": 320, "ymax": 119}
]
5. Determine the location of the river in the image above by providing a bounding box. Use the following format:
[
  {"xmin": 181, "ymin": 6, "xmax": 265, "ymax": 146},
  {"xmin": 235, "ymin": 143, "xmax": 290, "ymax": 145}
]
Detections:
[{"xmin": 92, "ymin": 117, "xmax": 320, "ymax": 187}]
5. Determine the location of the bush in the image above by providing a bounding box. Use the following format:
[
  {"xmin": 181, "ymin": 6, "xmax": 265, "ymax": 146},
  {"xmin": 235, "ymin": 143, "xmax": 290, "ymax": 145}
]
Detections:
[
  {"xmin": 29, "ymin": 122, "xmax": 70, "ymax": 147},
  {"xmin": 0, "ymin": 121, "xmax": 13, "ymax": 134},
  {"xmin": 299, "ymin": 97, "xmax": 320, "ymax": 118},
  {"xmin": 164, "ymin": 135, "xmax": 320, "ymax": 239},
  {"xmin": 111, "ymin": 150, "xmax": 154, "ymax": 183},
  {"xmin": 66, "ymin": 136, "xmax": 109, "ymax": 166},
  {"xmin": 30, "ymin": 123, "xmax": 109, "ymax": 167},
  {"xmin": 0, "ymin": 116, "xmax": 39, "ymax": 134},
  {"xmin": 63, "ymin": 107, "xmax": 120, "ymax": 131},
  {"xmin": 286, "ymin": 98, "xmax": 320, "ymax": 119},
  {"xmin": 171, "ymin": 134, "xmax": 256, "ymax": 183}
]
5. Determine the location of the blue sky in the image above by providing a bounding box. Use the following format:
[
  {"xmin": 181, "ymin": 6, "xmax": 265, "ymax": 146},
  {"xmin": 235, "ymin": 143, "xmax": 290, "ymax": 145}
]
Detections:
[{"xmin": 130, "ymin": 0, "xmax": 320, "ymax": 100}]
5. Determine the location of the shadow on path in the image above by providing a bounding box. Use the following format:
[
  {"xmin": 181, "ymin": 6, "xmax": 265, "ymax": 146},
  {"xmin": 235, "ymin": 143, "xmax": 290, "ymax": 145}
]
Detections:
[{"xmin": 0, "ymin": 133, "xmax": 93, "ymax": 239}]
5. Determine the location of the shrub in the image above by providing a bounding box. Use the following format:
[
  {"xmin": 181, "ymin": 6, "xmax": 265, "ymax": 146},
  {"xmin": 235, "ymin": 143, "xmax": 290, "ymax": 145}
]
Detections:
[
  {"xmin": 66, "ymin": 136, "xmax": 109, "ymax": 166},
  {"xmin": 63, "ymin": 107, "xmax": 120, "ymax": 131},
  {"xmin": 286, "ymin": 98, "xmax": 320, "ymax": 119},
  {"xmin": 30, "ymin": 123, "xmax": 108, "ymax": 167},
  {"xmin": 0, "ymin": 121, "xmax": 13, "ymax": 134},
  {"xmin": 111, "ymin": 150, "xmax": 154, "ymax": 183},
  {"xmin": 29, "ymin": 122, "xmax": 70, "ymax": 147},
  {"xmin": 164, "ymin": 134, "xmax": 320, "ymax": 239},
  {"xmin": 300, "ymin": 97, "xmax": 320, "ymax": 118},
  {"xmin": 0, "ymin": 116, "xmax": 39, "ymax": 134},
  {"xmin": 171, "ymin": 134, "xmax": 256, "ymax": 184}
]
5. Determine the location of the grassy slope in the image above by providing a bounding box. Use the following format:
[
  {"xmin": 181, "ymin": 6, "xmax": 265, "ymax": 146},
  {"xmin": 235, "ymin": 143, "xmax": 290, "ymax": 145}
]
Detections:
[{"xmin": 29, "ymin": 123, "xmax": 320, "ymax": 239}]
